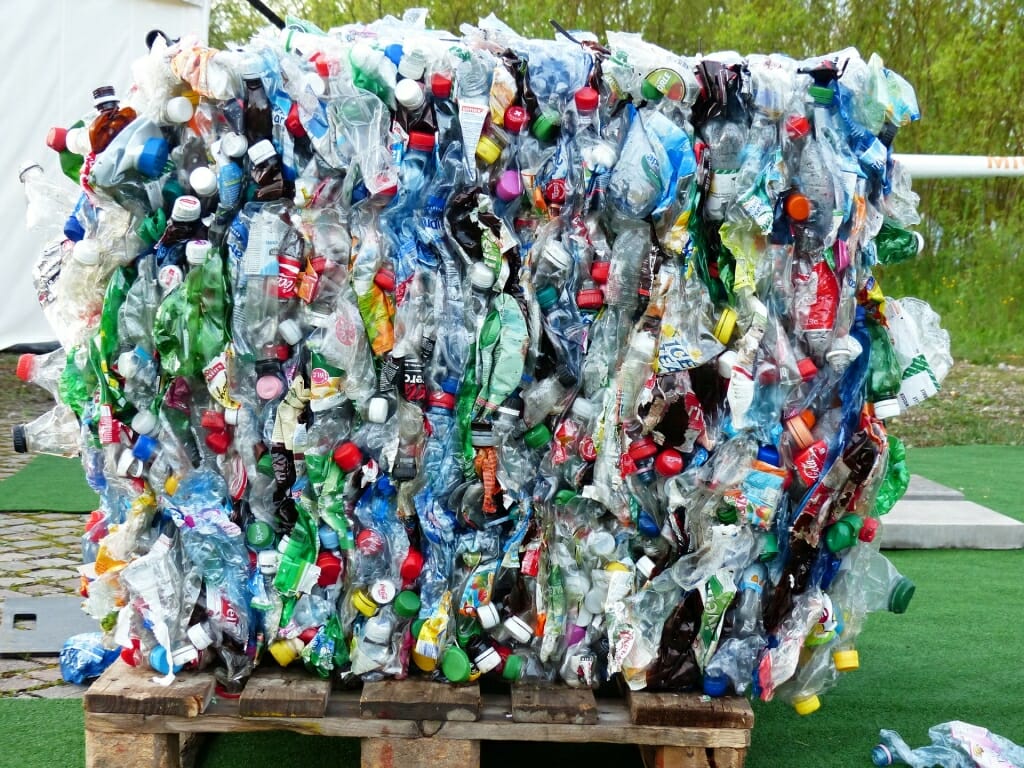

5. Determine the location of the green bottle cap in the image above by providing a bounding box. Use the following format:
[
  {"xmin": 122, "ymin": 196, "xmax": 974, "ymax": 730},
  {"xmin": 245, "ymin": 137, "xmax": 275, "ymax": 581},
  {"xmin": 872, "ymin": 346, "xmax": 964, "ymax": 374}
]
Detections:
[
  {"xmin": 501, "ymin": 653, "xmax": 524, "ymax": 681},
  {"xmin": 716, "ymin": 506, "xmax": 738, "ymax": 524},
  {"xmin": 531, "ymin": 111, "xmax": 560, "ymax": 142},
  {"xmin": 889, "ymin": 577, "xmax": 916, "ymax": 614},
  {"xmin": 257, "ymin": 452, "xmax": 275, "ymax": 477},
  {"xmin": 394, "ymin": 590, "xmax": 421, "ymax": 619},
  {"xmin": 137, "ymin": 209, "xmax": 166, "ymax": 245},
  {"xmin": 245, "ymin": 521, "xmax": 274, "ymax": 549},
  {"xmin": 758, "ymin": 534, "xmax": 779, "ymax": 562},
  {"xmin": 554, "ymin": 489, "xmax": 577, "ymax": 506},
  {"xmin": 456, "ymin": 619, "xmax": 482, "ymax": 647},
  {"xmin": 824, "ymin": 516, "xmax": 863, "ymax": 553},
  {"xmin": 524, "ymin": 423, "xmax": 552, "ymax": 450},
  {"xmin": 411, "ymin": 619, "xmax": 426, "ymax": 640},
  {"xmin": 640, "ymin": 79, "xmax": 665, "ymax": 102},
  {"xmin": 809, "ymin": 85, "xmax": 834, "ymax": 105},
  {"xmin": 441, "ymin": 646, "xmax": 472, "ymax": 683}
]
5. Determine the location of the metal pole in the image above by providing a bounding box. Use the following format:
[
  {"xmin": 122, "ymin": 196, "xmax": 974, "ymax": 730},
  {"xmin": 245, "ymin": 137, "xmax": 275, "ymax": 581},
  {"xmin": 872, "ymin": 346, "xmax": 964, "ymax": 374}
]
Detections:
[
  {"xmin": 242, "ymin": 0, "xmax": 285, "ymax": 29},
  {"xmin": 894, "ymin": 154, "xmax": 1024, "ymax": 179}
]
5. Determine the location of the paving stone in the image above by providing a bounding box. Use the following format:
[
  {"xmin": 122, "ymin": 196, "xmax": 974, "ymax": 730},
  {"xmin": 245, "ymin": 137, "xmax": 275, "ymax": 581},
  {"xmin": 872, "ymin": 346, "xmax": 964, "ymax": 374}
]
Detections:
[
  {"xmin": 25, "ymin": 558, "xmax": 78, "ymax": 569},
  {"xmin": 24, "ymin": 568, "xmax": 78, "ymax": 581},
  {"xmin": 0, "ymin": 675, "xmax": 42, "ymax": 693},
  {"xmin": 0, "ymin": 562, "xmax": 34, "ymax": 574},
  {"xmin": 25, "ymin": 666, "xmax": 64, "ymax": 683},
  {"xmin": 29, "ymin": 683, "xmax": 86, "ymax": 699},
  {"xmin": 0, "ymin": 657, "xmax": 44, "ymax": 674},
  {"xmin": 15, "ymin": 584, "xmax": 63, "ymax": 597},
  {"xmin": 0, "ymin": 577, "xmax": 32, "ymax": 588}
]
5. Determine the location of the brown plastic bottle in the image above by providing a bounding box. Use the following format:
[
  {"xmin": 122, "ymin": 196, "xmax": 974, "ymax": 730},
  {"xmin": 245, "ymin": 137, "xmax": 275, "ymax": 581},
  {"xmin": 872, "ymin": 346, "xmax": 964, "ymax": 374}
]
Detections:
[{"xmin": 89, "ymin": 86, "xmax": 137, "ymax": 154}]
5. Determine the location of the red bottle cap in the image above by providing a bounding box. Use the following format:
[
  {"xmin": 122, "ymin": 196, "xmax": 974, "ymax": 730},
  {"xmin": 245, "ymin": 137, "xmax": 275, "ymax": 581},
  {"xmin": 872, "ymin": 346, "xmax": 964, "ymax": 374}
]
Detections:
[
  {"xmin": 797, "ymin": 357, "xmax": 818, "ymax": 382},
  {"xmin": 628, "ymin": 436, "xmax": 659, "ymax": 462},
  {"xmin": 332, "ymin": 441, "xmax": 363, "ymax": 472},
  {"xmin": 200, "ymin": 409, "xmax": 227, "ymax": 432},
  {"xmin": 544, "ymin": 179, "xmax": 567, "ymax": 205},
  {"xmin": 356, "ymin": 528, "xmax": 385, "ymax": 555},
  {"xmin": 590, "ymin": 260, "xmax": 610, "ymax": 284},
  {"xmin": 46, "ymin": 127, "xmax": 68, "ymax": 152},
  {"xmin": 794, "ymin": 439, "xmax": 828, "ymax": 487},
  {"xmin": 785, "ymin": 115, "xmax": 811, "ymax": 140},
  {"xmin": 285, "ymin": 102, "xmax": 306, "ymax": 138},
  {"xmin": 408, "ymin": 131, "xmax": 436, "ymax": 153},
  {"xmin": 654, "ymin": 449, "xmax": 685, "ymax": 477},
  {"xmin": 504, "ymin": 105, "xmax": 529, "ymax": 134},
  {"xmin": 428, "ymin": 392, "xmax": 456, "ymax": 411},
  {"xmin": 430, "ymin": 72, "xmax": 452, "ymax": 99},
  {"xmin": 859, "ymin": 517, "xmax": 880, "ymax": 543},
  {"xmin": 575, "ymin": 287, "xmax": 605, "ymax": 310},
  {"xmin": 316, "ymin": 551, "xmax": 343, "ymax": 586},
  {"xmin": 84, "ymin": 509, "xmax": 104, "ymax": 533},
  {"xmin": 374, "ymin": 268, "xmax": 396, "ymax": 292},
  {"xmin": 400, "ymin": 549, "xmax": 425, "ymax": 586},
  {"xmin": 205, "ymin": 430, "xmax": 231, "ymax": 455},
  {"xmin": 15, "ymin": 354, "xmax": 34, "ymax": 383},
  {"xmin": 299, "ymin": 626, "xmax": 319, "ymax": 644},
  {"xmin": 785, "ymin": 193, "xmax": 811, "ymax": 222},
  {"xmin": 574, "ymin": 86, "xmax": 600, "ymax": 112}
]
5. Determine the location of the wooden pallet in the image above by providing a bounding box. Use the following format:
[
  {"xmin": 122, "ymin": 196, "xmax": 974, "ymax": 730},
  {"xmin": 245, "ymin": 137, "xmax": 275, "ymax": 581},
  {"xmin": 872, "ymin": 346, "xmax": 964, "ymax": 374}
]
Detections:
[{"xmin": 84, "ymin": 661, "xmax": 754, "ymax": 768}]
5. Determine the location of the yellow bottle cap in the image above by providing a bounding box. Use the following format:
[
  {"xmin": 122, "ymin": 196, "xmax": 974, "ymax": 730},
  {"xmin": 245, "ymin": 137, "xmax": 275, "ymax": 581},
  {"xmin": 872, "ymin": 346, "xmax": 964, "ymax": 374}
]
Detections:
[
  {"xmin": 713, "ymin": 308, "xmax": 737, "ymax": 345},
  {"xmin": 164, "ymin": 475, "xmax": 180, "ymax": 496},
  {"xmin": 411, "ymin": 650, "xmax": 438, "ymax": 673},
  {"xmin": 833, "ymin": 649, "xmax": 860, "ymax": 672},
  {"xmin": 605, "ymin": 562, "xmax": 631, "ymax": 572},
  {"xmin": 793, "ymin": 694, "xmax": 821, "ymax": 716},
  {"xmin": 475, "ymin": 135, "xmax": 503, "ymax": 166},
  {"xmin": 268, "ymin": 639, "xmax": 299, "ymax": 667},
  {"xmin": 352, "ymin": 589, "xmax": 379, "ymax": 618}
]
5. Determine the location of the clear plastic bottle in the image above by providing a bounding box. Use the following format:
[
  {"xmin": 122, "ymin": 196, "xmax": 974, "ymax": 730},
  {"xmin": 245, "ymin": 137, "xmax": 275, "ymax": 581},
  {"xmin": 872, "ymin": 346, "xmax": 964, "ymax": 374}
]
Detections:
[
  {"xmin": 15, "ymin": 348, "xmax": 66, "ymax": 400},
  {"xmin": 12, "ymin": 403, "xmax": 81, "ymax": 457},
  {"xmin": 702, "ymin": 117, "xmax": 746, "ymax": 222},
  {"xmin": 89, "ymin": 86, "xmax": 137, "ymax": 154},
  {"xmin": 456, "ymin": 59, "xmax": 491, "ymax": 180}
]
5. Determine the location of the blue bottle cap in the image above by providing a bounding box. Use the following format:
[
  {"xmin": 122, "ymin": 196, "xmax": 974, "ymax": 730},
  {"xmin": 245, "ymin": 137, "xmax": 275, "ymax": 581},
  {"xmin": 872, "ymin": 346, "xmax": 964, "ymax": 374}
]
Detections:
[
  {"xmin": 137, "ymin": 137, "xmax": 169, "ymax": 178},
  {"xmin": 756, "ymin": 444, "xmax": 782, "ymax": 466},
  {"xmin": 703, "ymin": 673, "xmax": 730, "ymax": 697},
  {"xmin": 536, "ymin": 285, "xmax": 558, "ymax": 311},
  {"xmin": 149, "ymin": 646, "xmax": 181, "ymax": 675},
  {"xmin": 441, "ymin": 376, "xmax": 460, "ymax": 395},
  {"xmin": 63, "ymin": 215, "xmax": 85, "ymax": 242},
  {"xmin": 132, "ymin": 434, "xmax": 159, "ymax": 462},
  {"xmin": 318, "ymin": 525, "xmax": 340, "ymax": 551},
  {"xmin": 637, "ymin": 511, "xmax": 660, "ymax": 537},
  {"xmin": 871, "ymin": 745, "xmax": 894, "ymax": 766},
  {"xmin": 384, "ymin": 43, "xmax": 403, "ymax": 68}
]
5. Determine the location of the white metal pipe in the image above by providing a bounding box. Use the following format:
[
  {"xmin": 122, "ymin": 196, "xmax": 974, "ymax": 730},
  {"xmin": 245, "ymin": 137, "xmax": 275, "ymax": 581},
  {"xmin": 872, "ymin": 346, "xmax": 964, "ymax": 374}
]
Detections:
[{"xmin": 893, "ymin": 154, "xmax": 1024, "ymax": 179}]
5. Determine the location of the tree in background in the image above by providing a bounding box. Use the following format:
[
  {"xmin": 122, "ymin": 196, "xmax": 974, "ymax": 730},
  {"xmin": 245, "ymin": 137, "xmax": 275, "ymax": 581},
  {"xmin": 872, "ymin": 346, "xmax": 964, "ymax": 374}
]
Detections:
[{"xmin": 209, "ymin": 0, "xmax": 1023, "ymax": 361}]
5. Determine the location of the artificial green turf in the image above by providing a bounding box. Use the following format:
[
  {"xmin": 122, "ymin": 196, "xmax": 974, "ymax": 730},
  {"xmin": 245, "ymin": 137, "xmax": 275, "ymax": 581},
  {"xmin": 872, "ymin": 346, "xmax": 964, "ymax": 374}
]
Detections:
[
  {"xmin": 0, "ymin": 455, "xmax": 97, "ymax": 513},
  {"xmin": 907, "ymin": 445, "xmax": 1024, "ymax": 522},
  {"xmin": 0, "ymin": 699, "xmax": 83, "ymax": 768}
]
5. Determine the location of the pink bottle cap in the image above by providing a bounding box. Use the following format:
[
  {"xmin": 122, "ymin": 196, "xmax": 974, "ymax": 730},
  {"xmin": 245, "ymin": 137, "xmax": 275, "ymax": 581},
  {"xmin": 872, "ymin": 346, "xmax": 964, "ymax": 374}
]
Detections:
[{"xmin": 495, "ymin": 170, "xmax": 523, "ymax": 202}]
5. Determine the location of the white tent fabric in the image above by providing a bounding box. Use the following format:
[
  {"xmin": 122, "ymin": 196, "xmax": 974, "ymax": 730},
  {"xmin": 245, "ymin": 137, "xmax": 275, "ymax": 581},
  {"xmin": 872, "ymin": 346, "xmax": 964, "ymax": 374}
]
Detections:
[{"xmin": 0, "ymin": 0, "xmax": 210, "ymax": 349}]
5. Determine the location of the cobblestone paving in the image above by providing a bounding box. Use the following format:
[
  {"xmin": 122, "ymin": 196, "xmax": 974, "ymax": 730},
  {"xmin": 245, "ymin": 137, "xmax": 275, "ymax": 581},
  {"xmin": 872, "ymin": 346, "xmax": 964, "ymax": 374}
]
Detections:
[{"xmin": 0, "ymin": 351, "xmax": 90, "ymax": 699}]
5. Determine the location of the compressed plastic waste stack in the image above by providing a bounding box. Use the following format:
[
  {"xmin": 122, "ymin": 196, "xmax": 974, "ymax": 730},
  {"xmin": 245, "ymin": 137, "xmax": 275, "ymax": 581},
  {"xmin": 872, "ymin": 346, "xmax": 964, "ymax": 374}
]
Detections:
[{"xmin": 17, "ymin": 11, "xmax": 953, "ymax": 709}]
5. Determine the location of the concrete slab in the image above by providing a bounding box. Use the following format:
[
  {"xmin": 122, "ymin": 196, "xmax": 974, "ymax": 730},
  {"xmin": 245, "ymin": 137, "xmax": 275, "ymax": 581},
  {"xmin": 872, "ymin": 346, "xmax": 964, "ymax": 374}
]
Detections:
[
  {"xmin": 881, "ymin": 499, "xmax": 1024, "ymax": 550},
  {"xmin": 0, "ymin": 596, "xmax": 95, "ymax": 655},
  {"xmin": 903, "ymin": 474, "xmax": 965, "ymax": 501}
]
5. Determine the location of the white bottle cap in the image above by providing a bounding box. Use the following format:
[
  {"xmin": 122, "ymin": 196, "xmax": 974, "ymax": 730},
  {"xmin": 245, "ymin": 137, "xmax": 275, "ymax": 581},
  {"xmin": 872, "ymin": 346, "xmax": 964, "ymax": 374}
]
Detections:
[
  {"xmin": 65, "ymin": 127, "xmax": 91, "ymax": 156},
  {"xmin": 117, "ymin": 351, "xmax": 139, "ymax": 380},
  {"xmin": 257, "ymin": 550, "xmax": 281, "ymax": 575},
  {"xmin": 394, "ymin": 78, "xmax": 425, "ymax": 111},
  {"xmin": 131, "ymin": 410, "xmax": 158, "ymax": 437},
  {"xmin": 72, "ymin": 239, "xmax": 100, "ymax": 266},
  {"xmin": 116, "ymin": 450, "xmax": 143, "ymax": 478},
  {"xmin": 278, "ymin": 318, "xmax": 304, "ymax": 346},
  {"xmin": 187, "ymin": 622, "xmax": 215, "ymax": 650},
  {"xmin": 171, "ymin": 195, "xmax": 202, "ymax": 222},
  {"xmin": 717, "ymin": 349, "xmax": 738, "ymax": 379},
  {"xmin": 477, "ymin": 602, "xmax": 500, "ymax": 630},
  {"xmin": 165, "ymin": 96, "xmax": 195, "ymax": 124},
  {"xmin": 158, "ymin": 264, "xmax": 184, "ymax": 293},
  {"xmin": 367, "ymin": 396, "xmax": 390, "ymax": 424},
  {"xmin": 583, "ymin": 587, "xmax": 606, "ymax": 615},
  {"xmin": 469, "ymin": 261, "xmax": 496, "ymax": 291},
  {"xmin": 220, "ymin": 132, "xmax": 248, "ymax": 159},
  {"xmin": 370, "ymin": 578, "xmax": 397, "ymax": 605},
  {"xmin": 588, "ymin": 530, "xmax": 616, "ymax": 559},
  {"xmin": 247, "ymin": 139, "xmax": 277, "ymax": 166},
  {"xmin": 503, "ymin": 615, "xmax": 534, "ymax": 645},
  {"xmin": 872, "ymin": 398, "xmax": 901, "ymax": 420},
  {"xmin": 473, "ymin": 646, "xmax": 501, "ymax": 674},
  {"xmin": 570, "ymin": 397, "xmax": 596, "ymax": 421},
  {"xmin": 542, "ymin": 240, "xmax": 572, "ymax": 270},
  {"xmin": 635, "ymin": 555, "xmax": 656, "ymax": 580},
  {"xmin": 185, "ymin": 239, "xmax": 211, "ymax": 266},
  {"xmin": 189, "ymin": 166, "xmax": 218, "ymax": 197},
  {"xmin": 224, "ymin": 406, "xmax": 241, "ymax": 427}
]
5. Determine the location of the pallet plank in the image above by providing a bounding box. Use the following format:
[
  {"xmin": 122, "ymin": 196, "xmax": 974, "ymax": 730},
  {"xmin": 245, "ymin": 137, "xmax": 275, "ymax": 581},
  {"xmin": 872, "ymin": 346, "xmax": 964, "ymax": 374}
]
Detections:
[
  {"xmin": 510, "ymin": 685, "xmax": 598, "ymax": 725},
  {"xmin": 627, "ymin": 690, "xmax": 754, "ymax": 729},
  {"xmin": 238, "ymin": 667, "xmax": 331, "ymax": 718},
  {"xmin": 361, "ymin": 679, "xmax": 481, "ymax": 722},
  {"xmin": 84, "ymin": 661, "xmax": 215, "ymax": 717},
  {"xmin": 85, "ymin": 730, "xmax": 181, "ymax": 768},
  {"xmin": 362, "ymin": 737, "xmax": 480, "ymax": 768},
  {"xmin": 85, "ymin": 698, "xmax": 751, "ymax": 748}
]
